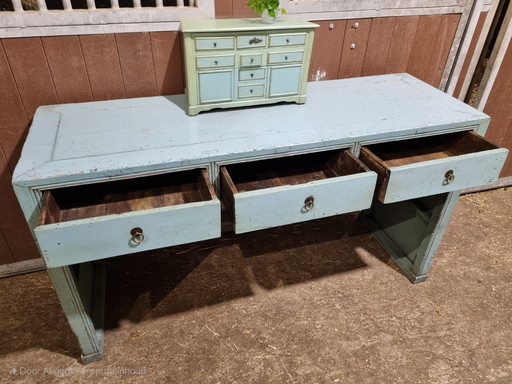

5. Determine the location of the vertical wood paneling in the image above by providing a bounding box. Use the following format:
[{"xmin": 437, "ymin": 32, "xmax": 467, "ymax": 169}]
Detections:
[
  {"xmin": 453, "ymin": 12, "xmax": 487, "ymax": 99},
  {"xmin": 0, "ymin": 151, "xmax": 39, "ymax": 262},
  {"xmin": 150, "ymin": 31, "xmax": 184, "ymax": 95},
  {"xmin": 42, "ymin": 36, "xmax": 93, "ymax": 104},
  {"xmin": 116, "ymin": 32, "xmax": 157, "ymax": 98},
  {"xmin": 406, "ymin": 14, "xmax": 460, "ymax": 87},
  {"xmin": 498, "ymin": 138, "xmax": 512, "ymax": 177},
  {"xmin": 0, "ymin": 41, "xmax": 29, "ymax": 172},
  {"xmin": 0, "ymin": 124, "xmax": 26, "ymax": 173},
  {"xmin": 385, "ymin": 16, "xmax": 420, "ymax": 74},
  {"xmin": 308, "ymin": 20, "xmax": 347, "ymax": 81},
  {"xmin": 214, "ymin": 0, "xmax": 232, "ymax": 17},
  {"xmin": 483, "ymin": 39, "xmax": 512, "ymax": 148},
  {"xmin": 232, "ymin": 1, "xmax": 257, "ymax": 17},
  {"xmin": 362, "ymin": 17, "xmax": 396, "ymax": 76},
  {"xmin": 2, "ymin": 38, "xmax": 58, "ymax": 119},
  {"xmin": 0, "ymin": 42, "xmax": 28, "ymax": 127},
  {"xmin": 80, "ymin": 34, "xmax": 126, "ymax": 101},
  {"xmin": 0, "ymin": 39, "xmax": 38, "ymax": 263},
  {"xmin": 337, "ymin": 19, "xmax": 372, "ymax": 79},
  {"xmin": 0, "ymin": 228, "xmax": 14, "ymax": 265}
]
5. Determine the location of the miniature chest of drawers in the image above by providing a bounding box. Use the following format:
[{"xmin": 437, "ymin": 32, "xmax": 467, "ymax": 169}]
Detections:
[{"xmin": 180, "ymin": 18, "xmax": 319, "ymax": 115}]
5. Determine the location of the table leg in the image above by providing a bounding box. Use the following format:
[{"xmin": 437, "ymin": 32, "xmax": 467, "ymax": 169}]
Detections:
[
  {"xmin": 360, "ymin": 191, "xmax": 460, "ymax": 283},
  {"xmin": 47, "ymin": 262, "xmax": 105, "ymax": 363}
]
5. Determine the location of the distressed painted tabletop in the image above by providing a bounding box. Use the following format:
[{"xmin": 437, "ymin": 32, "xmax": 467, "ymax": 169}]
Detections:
[{"xmin": 13, "ymin": 73, "xmax": 489, "ymax": 188}]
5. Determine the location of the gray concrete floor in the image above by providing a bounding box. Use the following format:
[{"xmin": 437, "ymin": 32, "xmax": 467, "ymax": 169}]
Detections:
[{"xmin": 0, "ymin": 188, "xmax": 511, "ymax": 384}]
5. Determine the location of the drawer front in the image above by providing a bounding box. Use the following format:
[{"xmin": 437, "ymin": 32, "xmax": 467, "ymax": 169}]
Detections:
[
  {"xmin": 239, "ymin": 68, "xmax": 266, "ymax": 81},
  {"xmin": 220, "ymin": 151, "xmax": 377, "ymax": 234},
  {"xmin": 196, "ymin": 55, "xmax": 235, "ymax": 69},
  {"xmin": 380, "ymin": 150, "xmax": 508, "ymax": 203},
  {"xmin": 237, "ymin": 35, "xmax": 267, "ymax": 49},
  {"xmin": 35, "ymin": 200, "xmax": 221, "ymax": 268},
  {"xmin": 269, "ymin": 33, "xmax": 306, "ymax": 47},
  {"xmin": 268, "ymin": 51, "xmax": 304, "ymax": 64},
  {"xmin": 225, "ymin": 173, "xmax": 376, "ymax": 234},
  {"xmin": 360, "ymin": 132, "xmax": 509, "ymax": 203},
  {"xmin": 195, "ymin": 37, "xmax": 235, "ymax": 51},
  {"xmin": 238, "ymin": 84, "xmax": 265, "ymax": 99},
  {"xmin": 240, "ymin": 54, "xmax": 263, "ymax": 67}
]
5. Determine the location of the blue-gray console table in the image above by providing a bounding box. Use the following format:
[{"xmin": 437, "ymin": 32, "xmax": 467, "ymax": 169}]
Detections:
[{"xmin": 13, "ymin": 74, "xmax": 508, "ymax": 363}]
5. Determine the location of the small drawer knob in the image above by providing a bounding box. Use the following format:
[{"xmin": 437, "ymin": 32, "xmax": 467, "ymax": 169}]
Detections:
[
  {"xmin": 130, "ymin": 227, "xmax": 144, "ymax": 243},
  {"xmin": 444, "ymin": 170, "xmax": 455, "ymax": 185},
  {"xmin": 304, "ymin": 196, "xmax": 315, "ymax": 211}
]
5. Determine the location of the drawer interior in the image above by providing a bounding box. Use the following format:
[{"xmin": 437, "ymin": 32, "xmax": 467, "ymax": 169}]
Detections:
[
  {"xmin": 222, "ymin": 149, "xmax": 368, "ymax": 193},
  {"xmin": 362, "ymin": 131, "xmax": 497, "ymax": 167},
  {"xmin": 39, "ymin": 169, "xmax": 216, "ymax": 225}
]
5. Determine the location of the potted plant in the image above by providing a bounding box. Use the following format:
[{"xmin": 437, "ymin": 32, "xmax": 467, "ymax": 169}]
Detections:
[{"xmin": 247, "ymin": 0, "xmax": 287, "ymax": 23}]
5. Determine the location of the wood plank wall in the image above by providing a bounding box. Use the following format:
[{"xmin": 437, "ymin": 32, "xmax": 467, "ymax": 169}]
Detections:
[
  {"xmin": 0, "ymin": 3, "xmax": 461, "ymax": 265},
  {"xmin": 0, "ymin": 32, "xmax": 184, "ymax": 265},
  {"xmin": 482, "ymin": 40, "xmax": 512, "ymax": 177}
]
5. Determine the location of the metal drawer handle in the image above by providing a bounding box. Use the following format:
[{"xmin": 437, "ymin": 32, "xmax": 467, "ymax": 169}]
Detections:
[
  {"xmin": 213, "ymin": 42, "xmax": 217, "ymax": 48},
  {"xmin": 214, "ymin": 60, "xmax": 218, "ymax": 66},
  {"xmin": 249, "ymin": 37, "xmax": 262, "ymax": 45},
  {"xmin": 444, "ymin": 170, "xmax": 455, "ymax": 185},
  {"xmin": 286, "ymin": 38, "xmax": 290, "ymax": 44},
  {"xmin": 130, "ymin": 227, "xmax": 145, "ymax": 243},
  {"xmin": 304, "ymin": 196, "xmax": 314, "ymax": 211},
  {"xmin": 284, "ymin": 56, "xmax": 288, "ymax": 61}
]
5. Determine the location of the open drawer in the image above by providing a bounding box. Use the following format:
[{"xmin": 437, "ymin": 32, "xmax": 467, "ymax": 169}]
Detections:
[
  {"xmin": 35, "ymin": 169, "xmax": 221, "ymax": 268},
  {"xmin": 220, "ymin": 149, "xmax": 377, "ymax": 234},
  {"xmin": 360, "ymin": 131, "xmax": 509, "ymax": 204}
]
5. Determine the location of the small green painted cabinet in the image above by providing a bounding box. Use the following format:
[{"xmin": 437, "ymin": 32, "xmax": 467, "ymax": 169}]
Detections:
[{"xmin": 180, "ymin": 18, "xmax": 319, "ymax": 115}]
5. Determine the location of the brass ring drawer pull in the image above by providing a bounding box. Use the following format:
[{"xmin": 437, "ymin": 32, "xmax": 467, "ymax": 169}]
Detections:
[
  {"xmin": 304, "ymin": 196, "xmax": 314, "ymax": 211},
  {"xmin": 130, "ymin": 227, "xmax": 145, "ymax": 243},
  {"xmin": 444, "ymin": 170, "xmax": 455, "ymax": 185}
]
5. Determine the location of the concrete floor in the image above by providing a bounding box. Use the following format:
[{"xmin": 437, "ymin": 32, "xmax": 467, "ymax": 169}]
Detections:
[{"xmin": 0, "ymin": 188, "xmax": 511, "ymax": 384}]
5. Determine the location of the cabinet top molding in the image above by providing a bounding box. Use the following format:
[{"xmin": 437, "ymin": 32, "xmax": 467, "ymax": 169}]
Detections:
[
  {"xmin": 180, "ymin": 18, "xmax": 319, "ymax": 33},
  {"xmin": 13, "ymin": 74, "xmax": 489, "ymax": 188}
]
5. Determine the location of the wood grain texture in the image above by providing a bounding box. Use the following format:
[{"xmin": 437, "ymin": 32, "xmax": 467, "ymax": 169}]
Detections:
[
  {"xmin": 80, "ymin": 34, "xmax": 126, "ymax": 101},
  {"xmin": 362, "ymin": 17, "xmax": 396, "ymax": 76},
  {"xmin": 385, "ymin": 16, "xmax": 420, "ymax": 73},
  {"xmin": 407, "ymin": 14, "xmax": 460, "ymax": 87},
  {"xmin": 150, "ymin": 31, "xmax": 184, "ymax": 95},
  {"xmin": 0, "ymin": 152, "xmax": 39, "ymax": 262},
  {"xmin": 498, "ymin": 138, "xmax": 512, "ymax": 177},
  {"xmin": 483, "ymin": 35, "xmax": 512, "ymax": 148},
  {"xmin": 308, "ymin": 20, "xmax": 347, "ymax": 81},
  {"xmin": 0, "ymin": 228, "xmax": 15, "ymax": 265},
  {"xmin": 337, "ymin": 19, "xmax": 372, "ymax": 79},
  {"xmin": 0, "ymin": 41, "xmax": 28, "ymax": 127},
  {"xmin": 42, "ymin": 36, "xmax": 93, "ymax": 104},
  {"xmin": 232, "ymin": 1, "xmax": 257, "ymax": 17},
  {"xmin": 214, "ymin": 0, "xmax": 232, "ymax": 17},
  {"xmin": 453, "ymin": 12, "xmax": 487, "ymax": 99},
  {"xmin": 2, "ymin": 38, "xmax": 58, "ymax": 120},
  {"xmin": 116, "ymin": 32, "xmax": 157, "ymax": 98}
]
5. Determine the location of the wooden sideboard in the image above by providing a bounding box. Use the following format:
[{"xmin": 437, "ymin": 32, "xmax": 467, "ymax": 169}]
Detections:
[
  {"xmin": 181, "ymin": 18, "xmax": 318, "ymax": 115},
  {"xmin": 12, "ymin": 74, "xmax": 508, "ymax": 363}
]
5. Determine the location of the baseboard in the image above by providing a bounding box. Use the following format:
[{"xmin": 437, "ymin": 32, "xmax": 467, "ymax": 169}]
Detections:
[
  {"xmin": 462, "ymin": 176, "xmax": 512, "ymax": 194},
  {"xmin": 0, "ymin": 258, "xmax": 46, "ymax": 279}
]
